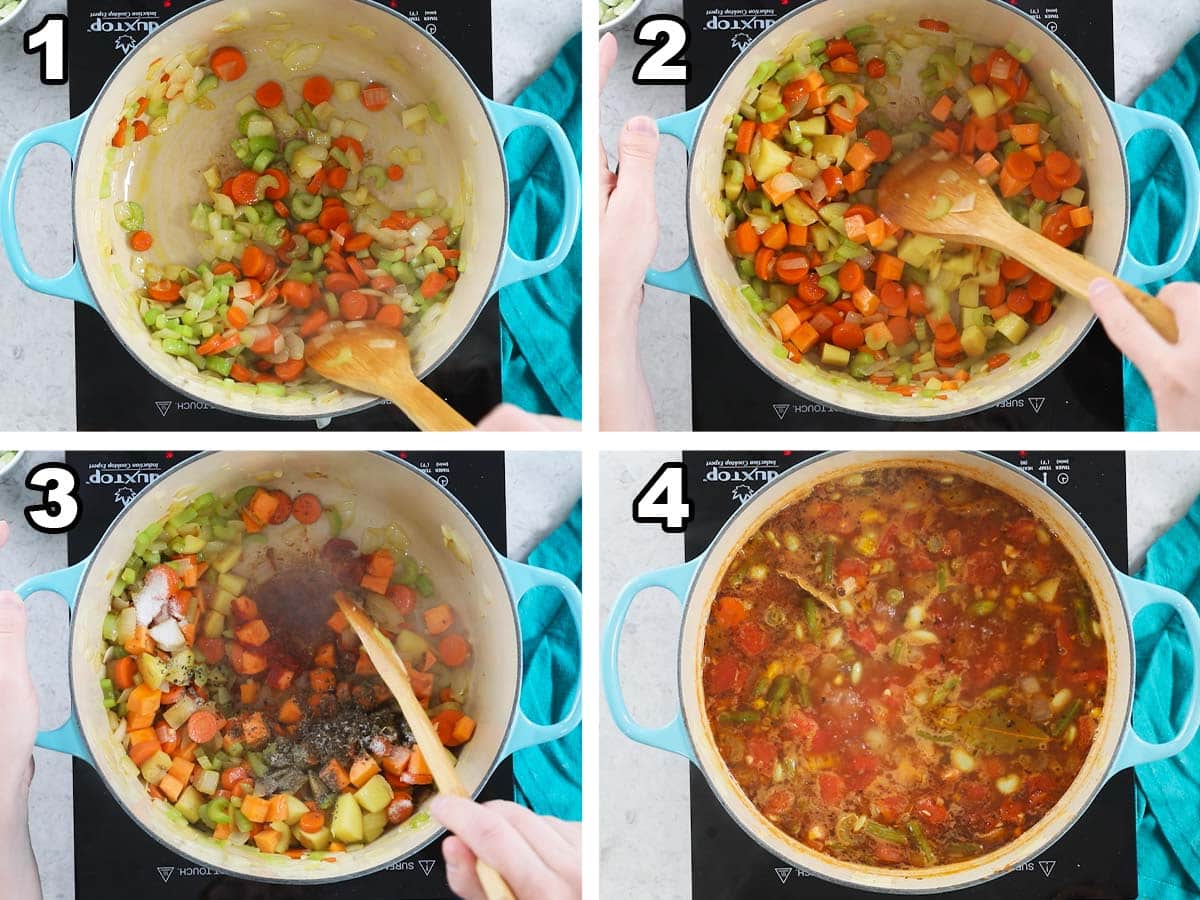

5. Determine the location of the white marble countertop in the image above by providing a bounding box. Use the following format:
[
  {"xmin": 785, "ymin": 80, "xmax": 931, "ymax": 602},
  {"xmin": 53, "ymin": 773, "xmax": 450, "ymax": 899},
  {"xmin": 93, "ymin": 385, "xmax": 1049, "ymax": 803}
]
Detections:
[
  {"xmin": 0, "ymin": 0, "xmax": 579, "ymax": 430},
  {"xmin": 0, "ymin": 450, "xmax": 580, "ymax": 900},
  {"xmin": 601, "ymin": 0, "xmax": 1200, "ymax": 431},
  {"xmin": 600, "ymin": 451, "xmax": 1200, "ymax": 898}
]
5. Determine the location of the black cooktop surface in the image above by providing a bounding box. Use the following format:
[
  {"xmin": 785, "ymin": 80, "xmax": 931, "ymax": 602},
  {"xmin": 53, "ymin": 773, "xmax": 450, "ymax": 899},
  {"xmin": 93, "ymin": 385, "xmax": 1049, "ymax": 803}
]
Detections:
[
  {"xmin": 67, "ymin": 1, "xmax": 499, "ymax": 430},
  {"xmin": 65, "ymin": 450, "xmax": 510, "ymax": 898},
  {"xmin": 681, "ymin": 1, "xmax": 1122, "ymax": 431},
  {"xmin": 680, "ymin": 450, "xmax": 1135, "ymax": 898}
]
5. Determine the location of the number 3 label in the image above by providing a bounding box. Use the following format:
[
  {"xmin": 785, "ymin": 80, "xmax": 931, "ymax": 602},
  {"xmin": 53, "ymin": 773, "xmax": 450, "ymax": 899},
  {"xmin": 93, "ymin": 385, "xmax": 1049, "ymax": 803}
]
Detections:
[
  {"xmin": 632, "ymin": 462, "xmax": 693, "ymax": 533},
  {"xmin": 25, "ymin": 463, "xmax": 81, "ymax": 534},
  {"xmin": 633, "ymin": 15, "xmax": 690, "ymax": 85}
]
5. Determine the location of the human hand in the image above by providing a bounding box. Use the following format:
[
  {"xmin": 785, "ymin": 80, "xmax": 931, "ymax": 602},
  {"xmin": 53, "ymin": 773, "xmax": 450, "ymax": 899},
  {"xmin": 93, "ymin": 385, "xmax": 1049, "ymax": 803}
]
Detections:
[
  {"xmin": 476, "ymin": 404, "xmax": 580, "ymax": 432},
  {"xmin": 1088, "ymin": 279, "xmax": 1200, "ymax": 430},
  {"xmin": 599, "ymin": 32, "xmax": 659, "ymax": 431},
  {"xmin": 598, "ymin": 32, "xmax": 660, "ymax": 320},
  {"xmin": 0, "ymin": 587, "xmax": 37, "ymax": 805},
  {"xmin": 432, "ymin": 796, "xmax": 580, "ymax": 900}
]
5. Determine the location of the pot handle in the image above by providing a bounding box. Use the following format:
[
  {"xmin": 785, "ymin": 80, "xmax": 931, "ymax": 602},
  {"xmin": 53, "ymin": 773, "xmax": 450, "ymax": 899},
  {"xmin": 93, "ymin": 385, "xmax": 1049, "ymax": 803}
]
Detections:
[
  {"xmin": 500, "ymin": 558, "xmax": 582, "ymax": 754},
  {"xmin": 487, "ymin": 101, "xmax": 581, "ymax": 292},
  {"xmin": 1107, "ymin": 101, "xmax": 1200, "ymax": 286},
  {"xmin": 1109, "ymin": 572, "xmax": 1200, "ymax": 775},
  {"xmin": 0, "ymin": 113, "xmax": 95, "ymax": 307},
  {"xmin": 602, "ymin": 559, "xmax": 698, "ymax": 762},
  {"xmin": 14, "ymin": 558, "xmax": 93, "ymax": 763},
  {"xmin": 644, "ymin": 105, "xmax": 712, "ymax": 305}
]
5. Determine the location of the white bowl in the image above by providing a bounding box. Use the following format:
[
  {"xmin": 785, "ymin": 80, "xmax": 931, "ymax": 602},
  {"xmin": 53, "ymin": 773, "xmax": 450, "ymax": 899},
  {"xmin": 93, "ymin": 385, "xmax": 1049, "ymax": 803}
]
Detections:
[
  {"xmin": 0, "ymin": 0, "xmax": 31, "ymax": 30},
  {"xmin": 599, "ymin": 0, "xmax": 645, "ymax": 34},
  {"xmin": 0, "ymin": 451, "xmax": 26, "ymax": 481}
]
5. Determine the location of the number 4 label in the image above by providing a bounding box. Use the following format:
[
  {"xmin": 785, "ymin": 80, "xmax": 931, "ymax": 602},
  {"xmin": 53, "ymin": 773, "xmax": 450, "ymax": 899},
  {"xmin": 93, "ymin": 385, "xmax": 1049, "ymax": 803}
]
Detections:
[
  {"xmin": 24, "ymin": 463, "xmax": 81, "ymax": 534},
  {"xmin": 25, "ymin": 14, "xmax": 68, "ymax": 86},
  {"xmin": 632, "ymin": 462, "xmax": 693, "ymax": 533},
  {"xmin": 633, "ymin": 15, "xmax": 690, "ymax": 85}
]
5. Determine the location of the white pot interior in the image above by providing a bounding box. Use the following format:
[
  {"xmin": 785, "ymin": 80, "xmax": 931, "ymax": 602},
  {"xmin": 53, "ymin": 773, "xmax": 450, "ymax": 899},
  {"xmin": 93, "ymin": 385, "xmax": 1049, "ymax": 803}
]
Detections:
[
  {"xmin": 69, "ymin": 451, "xmax": 519, "ymax": 882},
  {"xmin": 678, "ymin": 451, "xmax": 1132, "ymax": 893},
  {"xmin": 688, "ymin": 0, "xmax": 1127, "ymax": 419},
  {"xmin": 74, "ymin": 0, "xmax": 507, "ymax": 419}
]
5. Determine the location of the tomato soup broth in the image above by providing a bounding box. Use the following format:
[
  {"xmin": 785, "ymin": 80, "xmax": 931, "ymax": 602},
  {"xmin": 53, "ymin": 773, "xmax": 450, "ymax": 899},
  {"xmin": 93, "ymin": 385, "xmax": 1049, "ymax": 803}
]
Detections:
[{"xmin": 701, "ymin": 465, "xmax": 1107, "ymax": 869}]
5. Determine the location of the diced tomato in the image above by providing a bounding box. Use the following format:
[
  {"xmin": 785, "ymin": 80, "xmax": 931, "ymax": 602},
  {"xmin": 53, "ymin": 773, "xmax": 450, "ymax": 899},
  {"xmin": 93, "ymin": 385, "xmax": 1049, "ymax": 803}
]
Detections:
[
  {"xmin": 746, "ymin": 738, "xmax": 778, "ymax": 775},
  {"xmin": 818, "ymin": 772, "xmax": 845, "ymax": 806},
  {"xmin": 763, "ymin": 787, "xmax": 795, "ymax": 816},
  {"xmin": 705, "ymin": 655, "xmax": 746, "ymax": 696},
  {"xmin": 835, "ymin": 557, "xmax": 869, "ymax": 587},
  {"xmin": 848, "ymin": 623, "xmax": 877, "ymax": 653},
  {"xmin": 906, "ymin": 550, "xmax": 937, "ymax": 572},
  {"xmin": 964, "ymin": 550, "xmax": 1001, "ymax": 587},
  {"xmin": 1006, "ymin": 517, "xmax": 1038, "ymax": 544},
  {"xmin": 914, "ymin": 796, "xmax": 949, "ymax": 826},
  {"xmin": 783, "ymin": 710, "xmax": 818, "ymax": 741},
  {"xmin": 734, "ymin": 621, "xmax": 769, "ymax": 657},
  {"xmin": 873, "ymin": 795, "xmax": 906, "ymax": 825},
  {"xmin": 999, "ymin": 798, "xmax": 1025, "ymax": 824},
  {"xmin": 874, "ymin": 841, "xmax": 906, "ymax": 864}
]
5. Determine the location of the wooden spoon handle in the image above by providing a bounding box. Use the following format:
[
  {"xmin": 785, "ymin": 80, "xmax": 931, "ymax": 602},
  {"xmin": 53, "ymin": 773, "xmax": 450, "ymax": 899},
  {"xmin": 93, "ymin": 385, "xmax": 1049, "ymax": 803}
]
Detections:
[
  {"xmin": 384, "ymin": 378, "xmax": 475, "ymax": 431},
  {"xmin": 1007, "ymin": 228, "xmax": 1178, "ymax": 343},
  {"xmin": 333, "ymin": 596, "xmax": 514, "ymax": 900}
]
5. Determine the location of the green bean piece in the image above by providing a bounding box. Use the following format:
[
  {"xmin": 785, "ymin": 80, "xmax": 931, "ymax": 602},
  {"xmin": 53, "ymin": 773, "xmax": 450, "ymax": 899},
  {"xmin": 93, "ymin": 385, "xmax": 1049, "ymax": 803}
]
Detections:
[
  {"xmin": 864, "ymin": 820, "xmax": 909, "ymax": 844},
  {"xmin": 767, "ymin": 675, "xmax": 793, "ymax": 703},
  {"xmin": 803, "ymin": 595, "xmax": 822, "ymax": 641},
  {"xmin": 1073, "ymin": 596, "xmax": 1093, "ymax": 646},
  {"xmin": 905, "ymin": 819, "xmax": 936, "ymax": 866},
  {"xmin": 718, "ymin": 709, "xmax": 761, "ymax": 724},
  {"xmin": 1050, "ymin": 698, "xmax": 1083, "ymax": 737},
  {"xmin": 822, "ymin": 540, "xmax": 835, "ymax": 585}
]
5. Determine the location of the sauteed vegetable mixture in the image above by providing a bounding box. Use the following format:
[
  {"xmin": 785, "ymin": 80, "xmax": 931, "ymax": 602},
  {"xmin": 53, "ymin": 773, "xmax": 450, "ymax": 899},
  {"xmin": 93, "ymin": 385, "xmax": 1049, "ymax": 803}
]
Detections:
[
  {"xmin": 107, "ymin": 44, "xmax": 461, "ymax": 398},
  {"xmin": 703, "ymin": 466, "xmax": 1107, "ymax": 868},
  {"xmin": 100, "ymin": 484, "xmax": 475, "ymax": 857},
  {"xmin": 722, "ymin": 18, "xmax": 1091, "ymax": 397}
]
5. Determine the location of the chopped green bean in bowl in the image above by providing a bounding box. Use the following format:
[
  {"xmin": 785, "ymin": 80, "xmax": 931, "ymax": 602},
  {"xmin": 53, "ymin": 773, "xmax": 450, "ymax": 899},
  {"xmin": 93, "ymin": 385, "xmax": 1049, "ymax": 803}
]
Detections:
[
  {"xmin": 0, "ymin": 451, "xmax": 24, "ymax": 479},
  {"xmin": 0, "ymin": 0, "xmax": 29, "ymax": 27},
  {"xmin": 599, "ymin": 0, "xmax": 643, "ymax": 32}
]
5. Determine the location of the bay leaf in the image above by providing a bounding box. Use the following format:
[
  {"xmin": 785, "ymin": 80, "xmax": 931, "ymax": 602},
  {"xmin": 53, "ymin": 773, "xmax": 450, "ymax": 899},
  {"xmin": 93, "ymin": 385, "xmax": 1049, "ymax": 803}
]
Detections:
[{"xmin": 951, "ymin": 707, "xmax": 1049, "ymax": 754}]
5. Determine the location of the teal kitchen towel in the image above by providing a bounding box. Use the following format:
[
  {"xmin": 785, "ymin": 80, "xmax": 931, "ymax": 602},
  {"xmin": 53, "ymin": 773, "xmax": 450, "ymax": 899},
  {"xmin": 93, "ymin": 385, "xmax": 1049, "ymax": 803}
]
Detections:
[
  {"xmin": 499, "ymin": 34, "xmax": 583, "ymax": 420},
  {"xmin": 1125, "ymin": 33, "xmax": 1200, "ymax": 430},
  {"xmin": 1132, "ymin": 496, "xmax": 1200, "ymax": 898},
  {"xmin": 514, "ymin": 501, "xmax": 582, "ymax": 820}
]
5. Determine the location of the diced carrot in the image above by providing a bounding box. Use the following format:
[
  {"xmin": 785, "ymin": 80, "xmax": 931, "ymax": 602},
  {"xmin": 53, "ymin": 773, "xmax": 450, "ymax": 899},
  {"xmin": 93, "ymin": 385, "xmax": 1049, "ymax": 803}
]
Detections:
[
  {"xmin": 843, "ymin": 168, "xmax": 868, "ymax": 194},
  {"xmin": 761, "ymin": 222, "xmax": 788, "ymax": 251},
  {"xmin": 124, "ymin": 625, "xmax": 156, "ymax": 657},
  {"xmin": 349, "ymin": 756, "xmax": 382, "ymax": 788},
  {"xmin": 735, "ymin": 119, "xmax": 756, "ymax": 154},
  {"xmin": 438, "ymin": 634, "xmax": 472, "ymax": 668},
  {"xmin": 235, "ymin": 618, "xmax": 271, "ymax": 647},
  {"xmin": 129, "ymin": 739, "xmax": 162, "ymax": 767},
  {"xmin": 770, "ymin": 304, "xmax": 802, "ymax": 341},
  {"xmin": 242, "ymin": 794, "xmax": 271, "ymax": 823},
  {"xmin": 326, "ymin": 609, "xmax": 348, "ymax": 634},
  {"xmin": 930, "ymin": 95, "xmax": 955, "ymax": 122},
  {"xmin": 360, "ymin": 574, "xmax": 390, "ymax": 595},
  {"xmin": 791, "ymin": 321, "xmax": 820, "ymax": 354},
  {"xmin": 313, "ymin": 642, "xmax": 337, "ymax": 669},
  {"xmin": 158, "ymin": 774, "xmax": 186, "ymax": 803},
  {"xmin": 240, "ymin": 682, "xmax": 259, "ymax": 705},
  {"xmin": 232, "ymin": 594, "xmax": 259, "ymax": 623},
  {"xmin": 228, "ymin": 643, "xmax": 269, "ymax": 676},
  {"xmin": 787, "ymin": 223, "xmax": 808, "ymax": 246},
  {"xmin": 733, "ymin": 221, "xmax": 760, "ymax": 256},
  {"xmin": 278, "ymin": 698, "xmax": 302, "ymax": 725},
  {"xmin": 319, "ymin": 758, "xmax": 351, "ymax": 792},
  {"xmin": 267, "ymin": 794, "xmax": 290, "ymax": 823},
  {"xmin": 451, "ymin": 715, "xmax": 476, "ymax": 746},
  {"xmin": 974, "ymin": 152, "xmax": 1001, "ymax": 177},
  {"xmin": 875, "ymin": 253, "xmax": 904, "ymax": 282},
  {"xmin": 128, "ymin": 682, "xmax": 162, "ymax": 718},
  {"xmin": 111, "ymin": 655, "xmax": 137, "ymax": 690},
  {"xmin": 309, "ymin": 668, "xmax": 336, "ymax": 694},
  {"xmin": 1069, "ymin": 206, "xmax": 1093, "ymax": 228},
  {"xmin": 1010, "ymin": 122, "xmax": 1041, "ymax": 145}
]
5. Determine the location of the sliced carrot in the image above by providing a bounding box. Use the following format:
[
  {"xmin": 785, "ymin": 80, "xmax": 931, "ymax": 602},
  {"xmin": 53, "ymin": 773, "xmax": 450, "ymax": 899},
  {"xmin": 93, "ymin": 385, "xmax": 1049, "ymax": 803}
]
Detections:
[
  {"xmin": 291, "ymin": 493, "xmax": 322, "ymax": 524},
  {"xmin": 186, "ymin": 709, "xmax": 220, "ymax": 744},
  {"xmin": 130, "ymin": 230, "xmax": 153, "ymax": 252},
  {"xmin": 302, "ymin": 75, "xmax": 334, "ymax": 106},
  {"xmin": 438, "ymin": 633, "xmax": 472, "ymax": 667},
  {"xmin": 360, "ymin": 82, "xmax": 391, "ymax": 111},
  {"xmin": 255, "ymin": 80, "xmax": 284, "ymax": 109},
  {"xmin": 210, "ymin": 47, "xmax": 247, "ymax": 82}
]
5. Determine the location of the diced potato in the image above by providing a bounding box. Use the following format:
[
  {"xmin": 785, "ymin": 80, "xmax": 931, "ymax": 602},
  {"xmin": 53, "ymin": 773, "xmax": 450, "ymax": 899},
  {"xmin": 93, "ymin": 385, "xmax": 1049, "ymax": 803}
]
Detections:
[
  {"xmin": 750, "ymin": 138, "xmax": 794, "ymax": 182},
  {"xmin": 140, "ymin": 750, "xmax": 173, "ymax": 786},
  {"xmin": 353, "ymin": 774, "xmax": 394, "ymax": 814},
  {"xmin": 175, "ymin": 786, "xmax": 204, "ymax": 823},
  {"xmin": 363, "ymin": 809, "xmax": 388, "ymax": 844},
  {"xmin": 821, "ymin": 344, "xmax": 851, "ymax": 368},
  {"xmin": 138, "ymin": 653, "xmax": 166, "ymax": 691},
  {"xmin": 995, "ymin": 312, "xmax": 1030, "ymax": 345},
  {"xmin": 296, "ymin": 824, "xmax": 332, "ymax": 851},
  {"xmin": 331, "ymin": 793, "xmax": 364, "ymax": 844}
]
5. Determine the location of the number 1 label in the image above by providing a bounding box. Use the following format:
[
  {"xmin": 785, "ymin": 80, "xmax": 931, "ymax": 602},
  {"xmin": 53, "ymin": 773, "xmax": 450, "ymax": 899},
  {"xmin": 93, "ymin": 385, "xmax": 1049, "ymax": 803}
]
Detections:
[{"xmin": 25, "ymin": 14, "xmax": 68, "ymax": 85}]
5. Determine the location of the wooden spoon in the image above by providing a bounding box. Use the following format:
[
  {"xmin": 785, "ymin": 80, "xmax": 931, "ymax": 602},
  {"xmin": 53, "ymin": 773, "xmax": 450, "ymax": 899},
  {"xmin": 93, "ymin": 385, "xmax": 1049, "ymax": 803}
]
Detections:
[
  {"xmin": 305, "ymin": 323, "xmax": 474, "ymax": 431},
  {"xmin": 334, "ymin": 592, "xmax": 515, "ymax": 900},
  {"xmin": 877, "ymin": 145, "xmax": 1178, "ymax": 343}
]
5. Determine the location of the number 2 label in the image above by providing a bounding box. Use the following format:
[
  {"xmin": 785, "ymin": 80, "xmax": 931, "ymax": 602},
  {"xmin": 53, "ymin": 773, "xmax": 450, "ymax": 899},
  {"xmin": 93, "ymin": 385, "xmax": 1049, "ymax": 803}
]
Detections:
[
  {"xmin": 632, "ymin": 462, "xmax": 693, "ymax": 533},
  {"xmin": 633, "ymin": 15, "xmax": 690, "ymax": 85}
]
